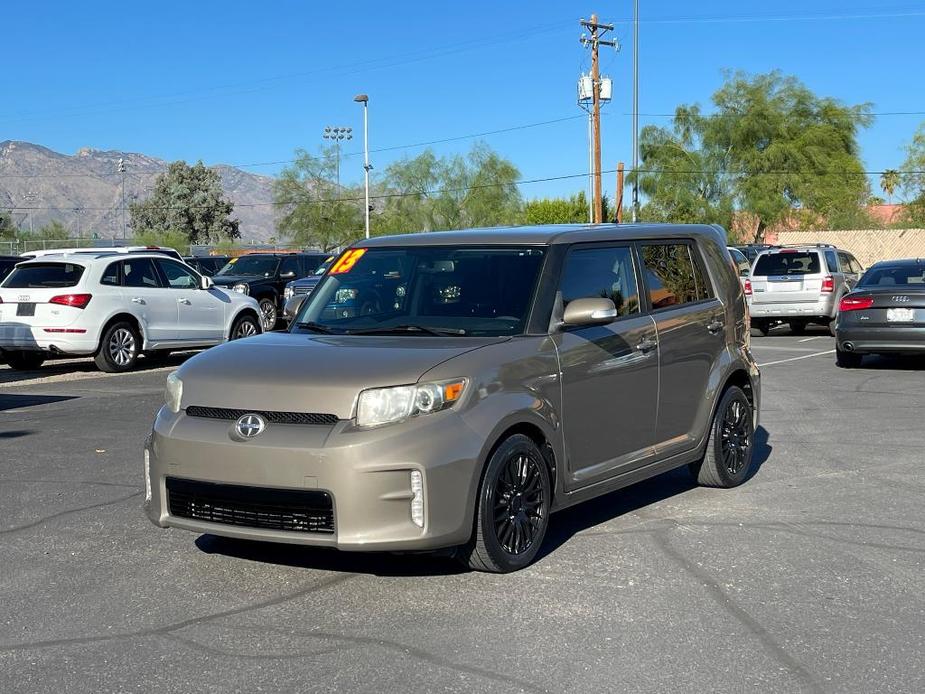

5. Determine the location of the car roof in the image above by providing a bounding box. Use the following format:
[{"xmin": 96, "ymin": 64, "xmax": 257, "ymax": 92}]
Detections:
[
  {"xmin": 868, "ymin": 258, "xmax": 925, "ymax": 269},
  {"xmin": 358, "ymin": 223, "xmax": 726, "ymax": 248},
  {"xmin": 14, "ymin": 252, "xmax": 182, "ymax": 265}
]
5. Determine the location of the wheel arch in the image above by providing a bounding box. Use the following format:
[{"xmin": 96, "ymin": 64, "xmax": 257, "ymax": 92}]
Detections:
[
  {"xmin": 96, "ymin": 312, "xmax": 146, "ymax": 353},
  {"xmin": 697, "ymin": 366, "xmax": 756, "ymax": 458},
  {"xmin": 228, "ymin": 307, "xmax": 263, "ymax": 340}
]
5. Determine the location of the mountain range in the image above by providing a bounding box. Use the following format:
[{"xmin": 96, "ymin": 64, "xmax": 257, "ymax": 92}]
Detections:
[{"xmin": 0, "ymin": 141, "xmax": 277, "ymax": 242}]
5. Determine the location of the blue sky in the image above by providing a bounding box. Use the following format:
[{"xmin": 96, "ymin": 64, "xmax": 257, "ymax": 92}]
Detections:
[{"xmin": 3, "ymin": 1, "xmax": 925, "ymax": 201}]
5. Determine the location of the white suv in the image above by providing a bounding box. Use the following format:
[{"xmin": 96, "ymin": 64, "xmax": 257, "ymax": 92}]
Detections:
[{"xmin": 0, "ymin": 252, "xmax": 261, "ymax": 372}]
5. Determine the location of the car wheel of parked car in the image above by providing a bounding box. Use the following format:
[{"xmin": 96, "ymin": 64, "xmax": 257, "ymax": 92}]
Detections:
[
  {"xmin": 458, "ymin": 434, "xmax": 551, "ymax": 573},
  {"xmin": 230, "ymin": 313, "xmax": 261, "ymax": 340},
  {"xmin": 828, "ymin": 318, "xmax": 837, "ymax": 336},
  {"xmin": 258, "ymin": 299, "xmax": 277, "ymax": 331},
  {"xmin": 5, "ymin": 350, "xmax": 46, "ymax": 371},
  {"xmin": 789, "ymin": 320, "xmax": 806, "ymax": 335},
  {"xmin": 751, "ymin": 320, "xmax": 770, "ymax": 336},
  {"xmin": 836, "ymin": 348, "xmax": 863, "ymax": 369},
  {"xmin": 691, "ymin": 386, "xmax": 754, "ymax": 488},
  {"xmin": 94, "ymin": 321, "xmax": 140, "ymax": 373}
]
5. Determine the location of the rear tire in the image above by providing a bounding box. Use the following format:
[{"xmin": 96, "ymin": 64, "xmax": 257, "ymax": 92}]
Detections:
[
  {"xmin": 5, "ymin": 351, "xmax": 46, "ymax": 370},
  {"xmin": 94, "ymin": 321, "xmax": 140, "ymax": 373},
  {"xmin": 789, "ymin": 320, "xmax": 806, "ymax": 335},
  {"xmin": 752, "ymin": 320, "xmax": 770, "ymax": 336},
  {"xmin": 836, "ymin": 348, "xmax": 862, "ymax": 369},
  {"xmin": 456, "ymin": 434, "xmax": 551, "ymax": 573},
  {"xmin": 690, "ymin": 386, "xmax": 754, "ymax": 488},
  {"xmin": 258, "ymin": 298, "xmax": 278, "ymax": 331}
]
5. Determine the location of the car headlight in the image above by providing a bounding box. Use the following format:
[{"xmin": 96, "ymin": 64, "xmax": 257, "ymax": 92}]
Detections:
[
  {"xmin": 165, "ymin": 372, "xmax": 183, "ymax": 413},
  {"xmin": 356, "ymin": 379, "xmax": 466, "ymax": 428},
  {"xmin": 335, "ymin": 288, "xmax": 358, "ymax": 303},
  {"xmin": 232, "ymin": 283, "xmax": 249, "ymax": 295},
  {"xmin": 283, "ymin": 285, "xmax": 294, "ymax": 300}
]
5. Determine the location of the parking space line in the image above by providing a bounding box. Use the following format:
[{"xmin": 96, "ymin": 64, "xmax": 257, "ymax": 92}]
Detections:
[
  {"xmin": 798, "ymin": 336, "xmax": 828, "ymax": 342},
  {"xmin": 758, "ymin": 349, "xmax": 835, "ymax": 367},
  {"xmin": 750, "ymin": 344, "xmax": 831, "ymax": 352}
]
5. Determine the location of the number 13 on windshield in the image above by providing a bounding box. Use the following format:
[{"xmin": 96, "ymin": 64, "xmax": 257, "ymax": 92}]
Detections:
[{"xmin": 329, "ymin": 249, "xmax": 367, "ymax": 274}]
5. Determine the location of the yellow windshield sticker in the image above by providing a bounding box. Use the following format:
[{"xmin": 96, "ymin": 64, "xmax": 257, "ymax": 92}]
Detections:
[{"xmin": 330, "ymin": 248, "xmax": 367, "ymax": 274}]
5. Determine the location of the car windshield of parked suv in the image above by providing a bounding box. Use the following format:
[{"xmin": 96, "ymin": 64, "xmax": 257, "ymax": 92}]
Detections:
[
  {"xmin": 3, "ymin": 262, "xmax": 85, "ymax": 288},
  {"xmin": 859, "ymin": 265, "xmax": 925, "ymax": 287},
  {"xmin": 214, "ymin": 255, "xmax": 280, "ymax": 277},
  {"xmin": 293, "ymin": 246, "xmax": 546, "ymax": 337},
  {"xmin": 752, "ymin": 251, "xmax": 820, "ymax": 276},
  {"xmin": 312, "ymin": 257, "xmax": 334, "ymax": 276}
]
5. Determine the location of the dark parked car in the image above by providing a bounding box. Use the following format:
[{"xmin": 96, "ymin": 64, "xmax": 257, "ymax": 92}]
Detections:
[
  {"xmin": 0, "ymin": 256, "xmax": 20, "ymax": 283},
  {"xmin": 183, "ymin": 256, "xmax": 231, "ymax": 277},
  {"xmin": 835, "ymin": 258, "xmax": 925, "ymax": 367},
  {"xmin": 211, "ymin": 253, "xmax": 328, "ymax": 329},
  {"xmin": 145, "ymin": 223, "xmax": 760, "ymax": 573},
  {"xmin": 282, "ymin": 255, "xmax": 334, "ymax": 322},
  {"xmin": 733, "ymin": 243, "xmax": 773, "ymax": 263}
]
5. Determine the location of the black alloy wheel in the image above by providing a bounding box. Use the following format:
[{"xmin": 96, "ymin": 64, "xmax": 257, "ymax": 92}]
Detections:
[{"xmin": 691, "ymin": 385, "xmax": 755, "ymax": 488}]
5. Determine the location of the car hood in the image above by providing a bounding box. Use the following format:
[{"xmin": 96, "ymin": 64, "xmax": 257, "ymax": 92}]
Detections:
[
  {"xmin": 211, "ymin": 274, "xmax": 260, "ymax": 286},
  {"xmin": 175, "ymin": 331, "xmax": 508, "ymax": 419}
]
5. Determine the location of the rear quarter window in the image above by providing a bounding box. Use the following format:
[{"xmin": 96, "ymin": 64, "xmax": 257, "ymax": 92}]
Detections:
[
  {"xmin": 753, "ymin": 252, "xmax": 821, "ymax": 276},
  {"xmin": 3, "ymin": 262, "xmax": 85, "ymax": 288}
]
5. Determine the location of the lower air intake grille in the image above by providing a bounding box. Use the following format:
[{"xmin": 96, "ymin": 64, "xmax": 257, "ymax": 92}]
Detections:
[
  {"xmin": 166, "ymin": 477, "xmax": 335, "ymax": 534},
  {"xmin": 185, "ymin": 405, "xmax": 338, "ymax": 426}
]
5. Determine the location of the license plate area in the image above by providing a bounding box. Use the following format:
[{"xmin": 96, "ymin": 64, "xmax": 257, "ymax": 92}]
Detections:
[
  {"xmin": 16, "ymin": 303, "xmax": 36, "ymax": 317},
  {"xmin": 887, "ymin": 308, "xmax": 914, "ymax": 322}
]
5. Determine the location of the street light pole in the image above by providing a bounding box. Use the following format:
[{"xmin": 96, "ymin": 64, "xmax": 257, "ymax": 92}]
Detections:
[
  {"xmin": 354, "ymin": 94, "xmax": 371, "ymax": 239},
  {"xmin": 118, "ymin": 158, "xmax": 126, "ymax": 239},
  {"xmin": 322, "ymin": 126, "xmax": 353, "ymax": 188}
]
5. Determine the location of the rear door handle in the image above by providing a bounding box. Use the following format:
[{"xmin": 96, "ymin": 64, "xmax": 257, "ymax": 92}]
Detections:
[
  {"xmin": 707, "ymin": 320, "xmax": 724, "ymax": 334},
  {"xmin": 131, "ymin": 297, "xmax": 145, "ymax": 305},
  {"xmin": 636, "ymin": 337, "xmax": 657, "ymax": 353}
]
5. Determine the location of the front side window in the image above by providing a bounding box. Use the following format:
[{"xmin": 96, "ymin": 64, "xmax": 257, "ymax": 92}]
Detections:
[
  {"xmin": 559, "ymin": 246, "xmax": 639, "ymax": 317},
  {"xmin": 101, "ymin": 261, "xmax": 121, "ymax": 286},
  {"xmin": 156, "ymin": 259, "xmax": 200, "ymax": 289},
  {"xmin": 215, "ymin": 255, "xmax": 280, "ymax": 278},
  {"xmin": 280, "ymin": 256, "xmax": 301, "ymax": 278},
  {"xmin": 640, "ymin": 243, "xmax": 711, "ymax": 309},
  {"xmin": 295, "ymin": 246, "xmax": 546, "ymax": 337},
  {"xmin": 3, "ymin": 262, "xmax": 85, "ymax": 288},
  {"xmin": 753, "ymin": 252, "xmax": 821, "ymax": 276},
  {"xmin": 122, "ymin": 258, "xmax": 162, "ymax": 288}
]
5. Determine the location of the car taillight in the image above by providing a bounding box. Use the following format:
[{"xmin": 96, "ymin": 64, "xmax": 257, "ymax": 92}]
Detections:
[
  {"xmin": 744, "ymin": 278, "xmax": 752, "ymax": 296},
  {"xmin": 821, "ymin": 276, "xmax": 834, "ymax": 293},
  {"xmin": 839, "ymin": 296, "xmax": 873, "ymax": 312},
  {"xmin": 50, "ymin": 293, "xmax": 92, "ymax": 309}
]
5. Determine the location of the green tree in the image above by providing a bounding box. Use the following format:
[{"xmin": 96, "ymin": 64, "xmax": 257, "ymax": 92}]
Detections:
[
  {"xmin": 273, "ymin": 146, "xmax": 363, "ymax": 251},
  {"xmin": 130, "ymin": 161, "xmax": 240, "ymax": 244},
  {"xmin": 523, "ymin": 191, "xmax": 612, "ymax": 224},
  {"xmin": 632, "ymin": 71, "xmax": 872, "ymax": 241},
  {"xmin": 899, "ymin": 124, "xmax": 925, "ymax": 225},
  {"xmin": 0, "ymin": 210, "xmax": 16, "ymax": 240},
  {"xmin": 375, "ymin": 142, "xmax": 523, "ymax": 234},
  {"xmin": 880, "ymin": 169, "xmax": 900, "ymax": 204}
]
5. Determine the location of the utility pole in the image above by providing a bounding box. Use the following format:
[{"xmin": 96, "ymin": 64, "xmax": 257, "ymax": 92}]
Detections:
[
  {"xmin": 580, "ymin": 14, "xmax": 616, "ymax": 224},
  {"xmin": 354, "ymin": 94, "xmax": 371, "ymax": 239},
  {"xmin": 631, "ymin": 0, "xmax": 640, "ymax": 222},
  {"xmin": 616, "ymin": 162, "xmax": 624, "ymax": 223},
  {"xmin": 23, "ymin": 191, "xmax": 38, "ymax": 235},
  {"xmin": 118, "ymin": 158, "xmax": 126, "ymax": 239}
]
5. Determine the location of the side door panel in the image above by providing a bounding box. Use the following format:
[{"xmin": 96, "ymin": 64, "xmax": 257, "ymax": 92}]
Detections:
[
  {"xmin": 155, "ymin": 259, "xmax": 225, "ymax": 343},
  {"xmin": 120, "ymin": 258, "xmax": 177, "ymax": 342}
]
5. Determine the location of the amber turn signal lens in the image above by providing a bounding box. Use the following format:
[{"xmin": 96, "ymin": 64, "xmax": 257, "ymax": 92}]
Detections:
[{"xmin": 443, "ymin": 381, "xmax": 465, "ymax": 402}]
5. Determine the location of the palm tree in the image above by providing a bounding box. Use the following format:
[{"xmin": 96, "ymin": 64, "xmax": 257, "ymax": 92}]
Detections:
[{"xmin": 880, "ymin": 169, "xmax": 900, "ymax": 204}]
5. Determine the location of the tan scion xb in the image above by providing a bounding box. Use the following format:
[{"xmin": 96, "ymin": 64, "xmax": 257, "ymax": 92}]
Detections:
[{"xmin": 145, "ymin": 224, "xmax": 760, "ymax": 573}]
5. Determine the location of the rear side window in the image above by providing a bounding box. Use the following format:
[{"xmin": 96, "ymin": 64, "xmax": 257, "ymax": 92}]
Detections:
[
  {"xmin": 640, "ymin": 243, "xmax": 712, "ymax": 309},
  {"xmin": 559, "ymin": 246, "xmax": 640, "ymax": 317},
  {"xmin": 122, "ymin": 258, "xmax": 162, "ymax": 288},
  {"xmin": 3, "ymin": 262, "xmax": 84, "ymax": 288},
  {"xmin": 753, "ymin": 252, "xmax": 821, "ymax": 276},
  {"xmin": 101, "ymin": 262, "xmax": 121, "ymax": 286}
]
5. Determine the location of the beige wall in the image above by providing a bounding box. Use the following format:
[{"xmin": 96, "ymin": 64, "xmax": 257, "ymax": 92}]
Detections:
[{"xmin": 772, "ymin": 229, "xmax": 925, "ymax": 268}]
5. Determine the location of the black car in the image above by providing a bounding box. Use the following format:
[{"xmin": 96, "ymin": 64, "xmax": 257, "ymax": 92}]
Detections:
[
  {"xmin": 733, "ymin": 243, "xmax": 774, "ymax": 264},
  {"xmin": 183, "ymin": 255, "xmax": 231, "ymax": 277},
  {"xmin": 0, "ymin": 256, "xmax": 21, "ymax": 283},
  {"xmin": 835, "ymin": 258, "xmax": 925, "ymax": 368},
  {"xmin": 282, "ymin": 255, "xmax": 335, "ymax": 321},
  {"xmin": 211, "ymin": 252, "xmax": 328, "ymax": 329}
]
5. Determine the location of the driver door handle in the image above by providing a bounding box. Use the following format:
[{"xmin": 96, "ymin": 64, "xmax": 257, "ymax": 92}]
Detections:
[
  {"xmin": 131, "ymin": 297, "xmax": 145, "ymax": 305},
  {"xmin": 636, "ymin": 337, "xmax": 657, "ymax": 353}
]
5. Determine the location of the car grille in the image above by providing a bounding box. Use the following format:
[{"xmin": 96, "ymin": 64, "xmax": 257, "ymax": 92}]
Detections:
[
  {"xmin": 293, "ymin": 286, "xmax": 312, "ymax": 295},
  {"xmin": 166, "ymin": 477, "xmax": 335, "ymax": 534},
  {"xmin": 185, "ymin": 405, "xmax": 338, "ymax": 426}
]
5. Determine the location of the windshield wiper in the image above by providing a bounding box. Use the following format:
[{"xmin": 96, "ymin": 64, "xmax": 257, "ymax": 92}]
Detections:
[
  {"xmin": 296, "ymin": 321, "xmax": 336, "ymax": 334},
  {"xmin": 348, "ymin": 324, "xmax": 467, "ymax": 336}
]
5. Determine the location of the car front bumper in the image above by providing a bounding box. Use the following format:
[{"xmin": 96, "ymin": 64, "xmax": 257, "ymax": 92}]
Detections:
[
  {"xmin": 835, "ymin": 324, "xmax": 925, "ymax": 354},
  {"xmin": 748, "ymin": 295, "xmax": 836, "ymax": 320},
  {"xmin": 143, "ymin": 406, "xmax": 482, "ymax": 551}
]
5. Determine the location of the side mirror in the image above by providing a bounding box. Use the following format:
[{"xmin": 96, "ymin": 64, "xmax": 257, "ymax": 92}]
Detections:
[
  {"xmin": 562, "ymin": 297, "xmax": 618, "ymax": 328},
  {"xmin": 280, "ymin": 271, "xmax": 297, "ymax": 279},
  {"xmin": 200, "ymin": 275, "xmax": 214, "ymax": 290}
]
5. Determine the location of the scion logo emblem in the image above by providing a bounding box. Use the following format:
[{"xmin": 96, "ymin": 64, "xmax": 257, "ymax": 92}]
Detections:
[
  {"xmin": 235, "ymin": 413, "xmax": 266, "ymax": 438},
  {"xmin": 892, "ymin": 296, "xmax": 910, "ymax": 303}
]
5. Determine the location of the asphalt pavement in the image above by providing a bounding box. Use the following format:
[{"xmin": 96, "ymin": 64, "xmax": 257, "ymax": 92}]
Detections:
[{"xmin": 1, "ymin": 327, "xmax": 923, "ymax": 693}]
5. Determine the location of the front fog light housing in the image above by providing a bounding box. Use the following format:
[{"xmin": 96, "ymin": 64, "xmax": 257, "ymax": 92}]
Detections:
[
  {"xmin": 232, "ymin": 283, "xmax": 249, "ymax": 295},
  {"xmin": 410, "ymin": 470, "xmax": 424, "ymax": 528},
  {"xmin": 283, "ymin": 285, "xmax": 294, "ymax": 300},
  {"xmin": 356, "ymin": 379, "xmax": 467, "ymax": 428},
  {"xmin": 143, "ymin": 449, "xmax": 152, "ymax": 502},
  {"xmin": 165, "ymin": 372, "xmax": 183, "ymax": 413}
]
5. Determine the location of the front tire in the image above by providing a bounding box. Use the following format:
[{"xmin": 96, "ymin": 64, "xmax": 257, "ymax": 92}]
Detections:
[
  {"xmin": 789, "ymin": 320, "xmax": 806, "ymax": 335},
  {"xmin": 836, "ymin": 348, "xmax": 862, "ymax": 368},
  {"xmin": 5, "ymin": 350, "xmax": 46, "ymax": 370},
  {"xmin": 258, "ymin": 298, "xmax": 278, "ymax": 331},
  {"xmin": 230, "ymin": 313, "xmax": 261, "ymax": 340},
  {"xmin": 457, "ymin": 434, "xmax": 551, "ymax": 573},
  {"xmin": 94, "ymin": 321, "xmax": 140, "ymax": 373},
  {"xmin": 690, "ymin": 386, "xmax": 755, "ymax": 488}
]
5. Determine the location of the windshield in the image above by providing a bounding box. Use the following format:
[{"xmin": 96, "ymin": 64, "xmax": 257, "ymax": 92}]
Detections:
[
  {"xmin": 3, "ymin": 262, "xmax": 85, "ymax": 288},
  {"xmin": 292, "ymin": 246, "xmax": 546, "ymax": 337},
  {"xmin": 313, "ymin": 257, "xmax": 334, "ymax": 276},
  {"xmin": 753, "ymin": 252, "xmax": 821, "ymax": 276},
  {"xmin": 860, "ymin": 265, "xmax": 925, "ymax": 287},
  {"xmin": 215, "ymin": 255, "xmax": 279, "ymax": 277}
]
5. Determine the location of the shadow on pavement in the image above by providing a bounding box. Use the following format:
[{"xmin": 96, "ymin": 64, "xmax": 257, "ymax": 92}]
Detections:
[
  {"xmin": 0, "ymin": 352, "xmax": 195, "ymax": 385},
  {"xmin": 0, "ymin": 394, "xmax": 79, "ymax": 411},
  {"xmin": 854, "ymin": 354, "xmax": 925, "ymax": 371},
  {"xmin": 195, "ymin": 427, "xmax": 773, "ymax": 575},
  {"xmin": 0, "ymin": 429, "xmax": 34, "ymax": 439}
]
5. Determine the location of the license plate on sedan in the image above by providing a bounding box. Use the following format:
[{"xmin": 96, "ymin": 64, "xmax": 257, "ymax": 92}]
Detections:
[
  {"xmin": 16, "ymin": 303, "xmax": 36, "ymax": 317},
  {"xmin": 887, "ymin": 308, "xmax": 915, "ymax": 322}
]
